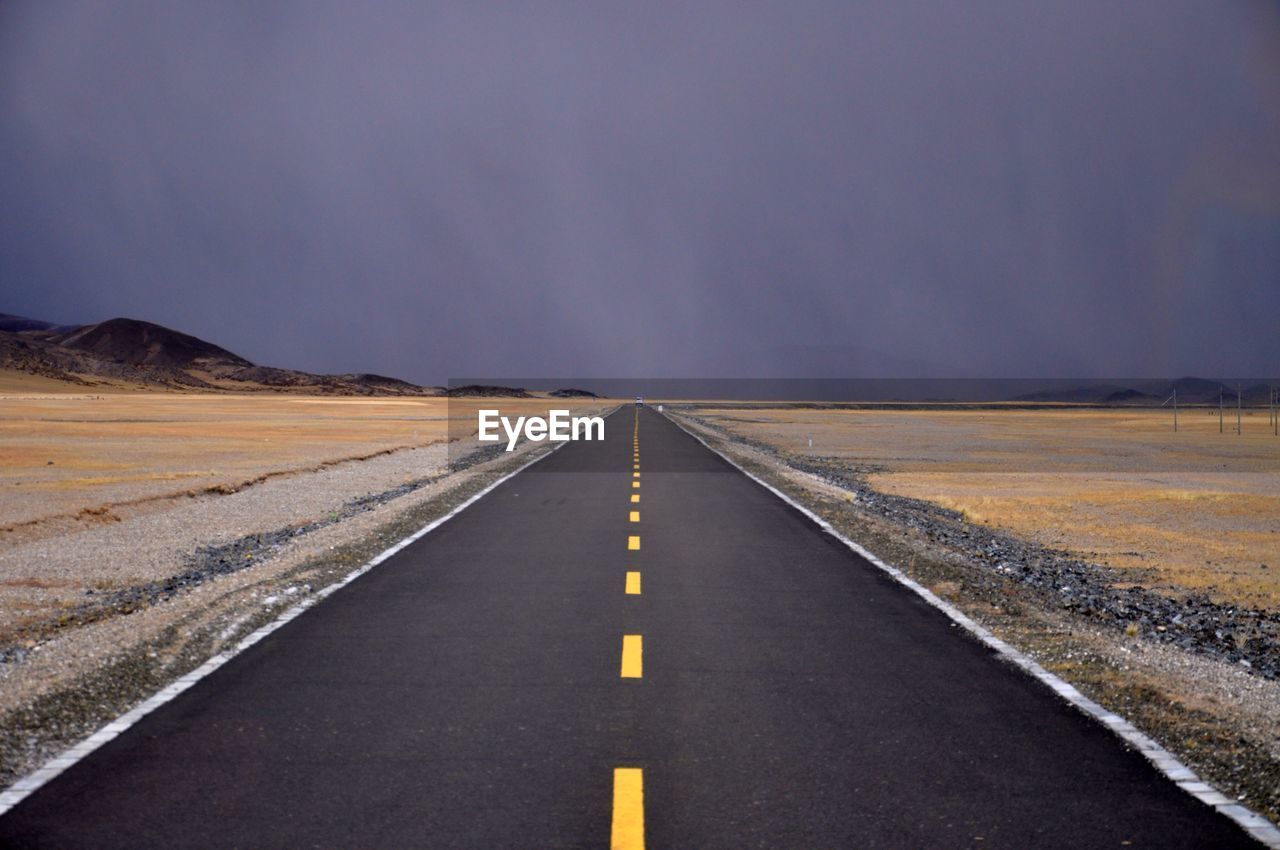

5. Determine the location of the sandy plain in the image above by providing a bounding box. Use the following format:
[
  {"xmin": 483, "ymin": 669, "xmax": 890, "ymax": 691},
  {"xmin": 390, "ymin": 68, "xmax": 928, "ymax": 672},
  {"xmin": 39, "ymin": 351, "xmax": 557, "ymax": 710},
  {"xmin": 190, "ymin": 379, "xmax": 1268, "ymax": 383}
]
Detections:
[
  {"xmin": 689, "ymin": 406, "xmax": 1280, "ymax": 608},
  {"xmin": 671, "ymin": 404, "xmax": 1280, "ymax": 825},
  {"xmin": 0, "ymin": 373, "xmax": 613, "ymax": 789},
  {"xmin": 1, "ymin": 386, "xmax": 603, "ymax": 530},
  {"xmin": 0, "ymin": 378, "xmax": 608, "ymax": 638}
]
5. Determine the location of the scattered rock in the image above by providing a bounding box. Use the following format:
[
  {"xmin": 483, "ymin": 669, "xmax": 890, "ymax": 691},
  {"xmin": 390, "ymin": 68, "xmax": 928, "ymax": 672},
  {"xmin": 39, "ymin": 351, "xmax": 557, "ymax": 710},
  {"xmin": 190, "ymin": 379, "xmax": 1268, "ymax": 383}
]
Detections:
[{"xmin": 687, "ymin": 413, "xmax": 1280, "ymax": 680}]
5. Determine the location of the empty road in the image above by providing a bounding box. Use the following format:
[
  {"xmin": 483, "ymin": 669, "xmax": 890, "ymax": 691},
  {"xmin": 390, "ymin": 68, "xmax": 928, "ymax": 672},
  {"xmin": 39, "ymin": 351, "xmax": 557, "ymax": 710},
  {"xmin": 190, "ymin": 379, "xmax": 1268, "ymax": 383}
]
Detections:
[{"xmin": 0, "ymin": 406, "xmax": 1255, "ymax": 847}]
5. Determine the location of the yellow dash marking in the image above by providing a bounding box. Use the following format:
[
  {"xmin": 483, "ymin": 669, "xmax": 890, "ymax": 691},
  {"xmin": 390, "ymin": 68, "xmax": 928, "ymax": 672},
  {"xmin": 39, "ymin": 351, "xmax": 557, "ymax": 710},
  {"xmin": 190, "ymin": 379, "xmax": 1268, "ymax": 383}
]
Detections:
[
  {"xmin": 611, "ymin": 768, "xmax": 644, "ymax": 850},
  {"xmin": 629, "ymin": 511, "xmax": 640, "ymax": 522},
  {"xmin": 632, "ymin": 481, "xmax": 640, "ymax": 489},
  {"xmin": 620, "ymin": 635, "xmax": 643, "ymax": 678},
  {"xmin": 631, "ymin": 494, "xmax": 640, "ymax": 503},
  {"xmin": 628, "ymin": 535, "xmax": 640, "ymax": 550},
  {"xmin": 634, "ymin": 464, "xmax": 640, "ymax": 470},
  {"xmin": 633, "ymin": 472, "xmax": 640, "ymax": 478},
  {"xmin": 626, "ymin": 571, "xmax": 641, "ymax": 594}
]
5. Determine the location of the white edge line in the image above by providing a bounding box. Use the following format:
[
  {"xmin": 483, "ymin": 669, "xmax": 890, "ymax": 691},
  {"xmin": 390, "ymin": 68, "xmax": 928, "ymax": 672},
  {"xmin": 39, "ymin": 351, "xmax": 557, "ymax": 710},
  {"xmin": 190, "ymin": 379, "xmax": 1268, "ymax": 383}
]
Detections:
[
  {"xmin": 0, "ymin": 440, "xmax": 566, "ymax": 817},
  {"xmin": 664, "ymin": 411, "xmax": 1280, "ymax": 848}
]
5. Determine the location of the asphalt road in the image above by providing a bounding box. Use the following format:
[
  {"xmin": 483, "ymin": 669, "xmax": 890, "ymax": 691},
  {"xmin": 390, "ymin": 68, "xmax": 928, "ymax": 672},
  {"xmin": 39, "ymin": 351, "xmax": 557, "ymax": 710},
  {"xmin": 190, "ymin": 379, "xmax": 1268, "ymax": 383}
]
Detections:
[{"xmin": 0, "ymin": 406, "xmax": 1255, "ymax": 848}]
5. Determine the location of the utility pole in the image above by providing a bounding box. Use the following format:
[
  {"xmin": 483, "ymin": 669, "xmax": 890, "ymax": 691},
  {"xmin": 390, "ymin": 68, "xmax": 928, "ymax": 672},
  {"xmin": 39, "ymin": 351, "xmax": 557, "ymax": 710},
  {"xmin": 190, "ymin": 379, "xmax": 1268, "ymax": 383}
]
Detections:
[
  {"xmin": 1219, "ymin": 387, "xmax": 1224, "ymax": 434},
  {"xmin": 1237, "ymin": 381, "xmax": 1242, "ymax": 435},
  {"xmin": 1163, "ymin": 389, "xmax": 1178, "ymax": 432}
]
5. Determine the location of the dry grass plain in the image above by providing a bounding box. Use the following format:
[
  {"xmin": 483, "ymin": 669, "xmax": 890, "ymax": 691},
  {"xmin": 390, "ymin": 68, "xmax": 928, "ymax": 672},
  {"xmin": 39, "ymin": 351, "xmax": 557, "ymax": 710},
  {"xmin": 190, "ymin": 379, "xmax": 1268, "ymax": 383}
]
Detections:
[
  {"xmin": 0, "ymin": 371, "xmax": 612, "ymax": 642},
  {"xmin": 0, "ymin": 374, "xmax": 614, "ymax": 790},
  {"xmin": 0, "ymin": 374, "xmax": 607, "ymax": 534},
  {"xmin": 1, "ymin": 392, "xmax": 451, "ymax": 531},
  {"xmin": 691, "ymin": 406, "xmax": 1280, "ymax": 609}
]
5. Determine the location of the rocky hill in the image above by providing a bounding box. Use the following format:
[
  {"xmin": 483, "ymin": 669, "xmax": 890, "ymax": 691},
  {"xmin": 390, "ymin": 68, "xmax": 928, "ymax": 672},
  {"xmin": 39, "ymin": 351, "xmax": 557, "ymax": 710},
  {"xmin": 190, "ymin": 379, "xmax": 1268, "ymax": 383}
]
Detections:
[
  {"xmin": 1012, "ymin": 377, "xmax": 1273, "ymax": 405},
  {"xmin": 0, "ymin": 313, "xmax": 442, "ymax": 395}
]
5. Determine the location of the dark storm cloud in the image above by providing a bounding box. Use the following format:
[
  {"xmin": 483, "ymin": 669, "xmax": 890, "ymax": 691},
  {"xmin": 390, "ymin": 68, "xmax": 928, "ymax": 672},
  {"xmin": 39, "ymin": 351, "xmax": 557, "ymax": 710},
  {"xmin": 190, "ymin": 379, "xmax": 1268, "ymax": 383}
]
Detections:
[{"xmin": 2, "ymin": 1, "xmax": 1278, "ymax": 382}]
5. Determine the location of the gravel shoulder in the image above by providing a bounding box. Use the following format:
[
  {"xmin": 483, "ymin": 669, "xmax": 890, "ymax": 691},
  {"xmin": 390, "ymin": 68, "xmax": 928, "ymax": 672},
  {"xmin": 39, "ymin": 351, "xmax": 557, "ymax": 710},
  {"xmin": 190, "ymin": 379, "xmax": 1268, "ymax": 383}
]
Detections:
[
  {"xmin": 669, "ymin": 408, "xmax": 1280, "ymax": 828},
  {"xmin": 0, "ymin": 427, "xmax": 583, "ymax": 793}
]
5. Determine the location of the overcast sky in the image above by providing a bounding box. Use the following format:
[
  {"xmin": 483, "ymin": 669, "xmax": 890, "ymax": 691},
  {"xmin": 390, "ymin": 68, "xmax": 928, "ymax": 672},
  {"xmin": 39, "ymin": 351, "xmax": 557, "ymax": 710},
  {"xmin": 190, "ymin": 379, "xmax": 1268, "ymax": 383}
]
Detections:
[{"xmin": 2, "ymin": 1, "xmax": 1278, "ymax": 382}]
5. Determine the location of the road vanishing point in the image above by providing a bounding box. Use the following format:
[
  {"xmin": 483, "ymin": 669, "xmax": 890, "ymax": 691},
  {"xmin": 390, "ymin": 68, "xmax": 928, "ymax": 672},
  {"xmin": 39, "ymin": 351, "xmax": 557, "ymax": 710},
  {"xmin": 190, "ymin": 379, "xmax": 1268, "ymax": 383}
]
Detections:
[{"xmin": 0, "ymin": 406, "xmax": 1258, "ymax": 848}]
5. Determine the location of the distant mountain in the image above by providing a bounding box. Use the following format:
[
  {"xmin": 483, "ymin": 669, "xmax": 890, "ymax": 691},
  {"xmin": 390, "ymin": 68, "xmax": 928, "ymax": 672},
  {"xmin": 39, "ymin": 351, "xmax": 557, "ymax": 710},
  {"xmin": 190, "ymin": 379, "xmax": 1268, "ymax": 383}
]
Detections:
[
  {"xmin": 0, "ymin": 313, "xmax": 61, "ymax": 333},
  {"xmin": 1162, "ymin": 377, "xmax": 1233, "ymax": 405},
  {"xmin": 0, "ymin": 312, "xmax": 442, "ymax": 395},
  {"xmin": 445, "ymin": 385, "xmax": 532, "ymax": 398},
  {"xmin": 55, "ymin": 317, "xmax": 253, "ymax": 370},
  {"xmin": 1242, "ymin": 383, "xmax": 1278, "ymax": 405},
  {"xmin": 549, "ymin": 388, "xmax": 598, "ymax": 398},
  {"xmin": 1012, "ymin": 383, "xmax": 1141, "ymax": 404},
  {"xmin": 1131, "ymin": 377, "xmax": 1267, "ymax": 405},
  {"xmin": 1010, "ymin": 377, "xmax": 1272, "ymax": 405},
  {"xmin": 0, "ymin": 312, "xmax": 86, "ymax": 337}
]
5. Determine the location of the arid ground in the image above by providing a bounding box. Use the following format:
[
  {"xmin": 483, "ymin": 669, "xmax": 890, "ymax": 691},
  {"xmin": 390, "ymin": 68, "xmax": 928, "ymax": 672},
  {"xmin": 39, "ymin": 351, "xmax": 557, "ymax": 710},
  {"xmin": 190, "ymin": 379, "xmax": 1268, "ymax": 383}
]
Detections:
[
  {"xmin": 2, "ymin": 385, "xmax": 603, "ymax": 533},
  {"xmin": 670, "ymin": 403, "xmax": 1280, "ymax": 822},
  {"xmin": 1, "ymin": 393, "xmax": 449, "ymax": 531},
  {"xmin": 3, "ymin": 385, "xmax": 1277, "ymax": 826},
  {"xmin": 689, "ymin": 406, "xmax": 1280, "ymax": 609},
  {"xmin": 0, "ymin": 374, "xmax": 611, "ymax": 790}
]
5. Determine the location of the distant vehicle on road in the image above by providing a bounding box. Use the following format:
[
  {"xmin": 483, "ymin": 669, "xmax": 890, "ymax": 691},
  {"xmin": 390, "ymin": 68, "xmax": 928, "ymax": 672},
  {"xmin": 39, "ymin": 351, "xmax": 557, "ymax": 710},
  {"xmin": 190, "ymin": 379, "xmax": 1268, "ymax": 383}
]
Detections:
[{"xmin": 635, "ymin": 396, "xmax": 644, "ymax": 407}]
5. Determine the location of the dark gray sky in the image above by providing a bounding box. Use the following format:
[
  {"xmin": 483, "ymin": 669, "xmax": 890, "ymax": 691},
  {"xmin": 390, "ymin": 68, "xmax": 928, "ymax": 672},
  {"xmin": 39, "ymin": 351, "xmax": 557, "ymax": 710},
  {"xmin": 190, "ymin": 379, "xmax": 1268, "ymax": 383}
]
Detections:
[{"xmin": 2, "ymin": 1, "xmax": 1278, "ymax": 382}]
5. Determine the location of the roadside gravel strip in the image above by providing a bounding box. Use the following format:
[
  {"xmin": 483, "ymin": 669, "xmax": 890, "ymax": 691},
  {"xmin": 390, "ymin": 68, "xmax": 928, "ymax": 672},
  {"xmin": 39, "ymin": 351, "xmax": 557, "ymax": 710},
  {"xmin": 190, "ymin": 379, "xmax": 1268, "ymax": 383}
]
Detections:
[
  {"xmin": 669, "ymin": 407, "xmax": 1280, "ymax": 837},
  {"xmin": 677, "ymin": 418, "xmax": 1280, "ymax": 680},
  {"xmin": 0, "ymin": 442, "xmax": 514, "ymax": 667},
  {"xmin": 0, "ymin": 432, "xmax": 574, "ymax": 797}
]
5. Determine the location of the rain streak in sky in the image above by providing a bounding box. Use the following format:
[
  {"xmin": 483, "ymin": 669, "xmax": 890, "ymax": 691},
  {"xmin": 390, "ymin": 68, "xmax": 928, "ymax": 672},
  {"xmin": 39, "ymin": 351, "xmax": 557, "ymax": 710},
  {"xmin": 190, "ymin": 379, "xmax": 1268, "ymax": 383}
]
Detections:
[{"xmin": 2, "ymin": 1, "xmax": 1279, "ymax": 381}]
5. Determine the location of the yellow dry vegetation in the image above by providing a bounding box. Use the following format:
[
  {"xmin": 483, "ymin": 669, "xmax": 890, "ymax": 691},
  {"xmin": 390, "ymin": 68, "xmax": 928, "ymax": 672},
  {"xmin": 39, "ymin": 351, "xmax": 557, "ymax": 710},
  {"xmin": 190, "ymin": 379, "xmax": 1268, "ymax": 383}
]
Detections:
[
  {"xmin": 0, "ymin": 391, "xmax": 447, "ymax": 528},
  {"xmin": 695, "ymin": 406, "xmax": 1280, "ymax": 609},
  {"xmin": 0, "ymin": 375, "xmax": 611, "ymax": 530}
]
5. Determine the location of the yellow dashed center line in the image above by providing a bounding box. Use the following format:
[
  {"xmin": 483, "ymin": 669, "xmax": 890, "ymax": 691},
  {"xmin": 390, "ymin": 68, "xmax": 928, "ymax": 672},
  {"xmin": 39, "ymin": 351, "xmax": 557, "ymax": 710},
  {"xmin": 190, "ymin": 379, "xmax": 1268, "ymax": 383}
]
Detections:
[
  {"xmin": 611, "ymin": 768, "xmax": 645, "ymax": 849},
  {"xmin": 620, "ymin": 635, "xmax": 643, "ymax": 678},
  {"xmin": 618, "ymin": 418, "xmax": 646, "ymax": 843}
]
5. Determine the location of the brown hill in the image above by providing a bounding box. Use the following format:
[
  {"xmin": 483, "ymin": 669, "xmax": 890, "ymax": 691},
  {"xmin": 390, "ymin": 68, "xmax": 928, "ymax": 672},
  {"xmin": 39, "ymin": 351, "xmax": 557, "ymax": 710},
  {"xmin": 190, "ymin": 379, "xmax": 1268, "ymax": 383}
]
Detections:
[
  {"xmin": 445, "ymin": 384, "xmax": 532, "ymax": 398},
  {"xmin": 53, "ymin": 318, "xmax": 251, "ymax": 371},
  {"xmin": 0, "ymin": 313, "xmax": 441, "ymax": 396}
]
